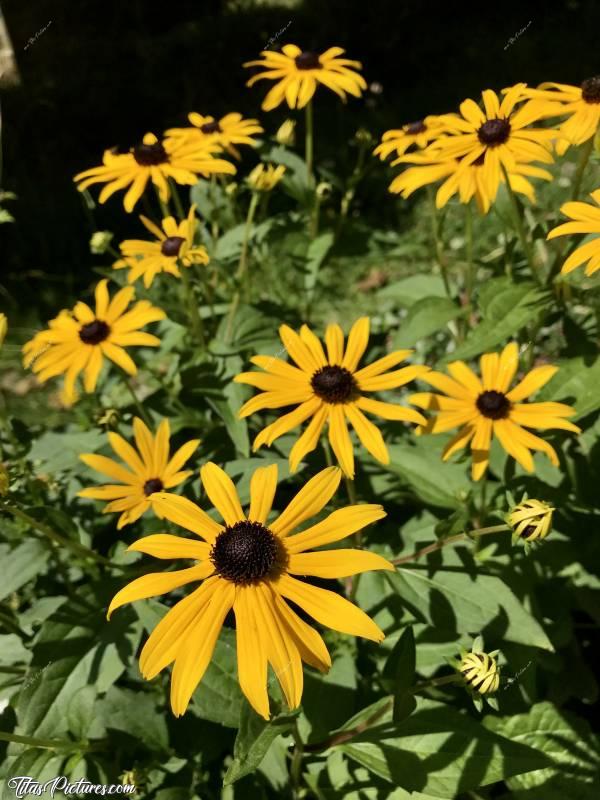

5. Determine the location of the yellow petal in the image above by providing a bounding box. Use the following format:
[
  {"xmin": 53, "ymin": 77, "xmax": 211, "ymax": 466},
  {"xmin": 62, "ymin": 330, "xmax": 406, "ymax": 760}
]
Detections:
[
  {"xmin": 506, "ymin": 365, "xmax": 558, "ymax": 402},
  {"xmin": 341, "ymin": 317, "xmax": 370, "ymax": 372},
  {"xmin": 128, "ymin": 534, "xmax": 211, "ymax": 561},
  {"xmin": 328, "ymin": 405, "xmax": 355, "ymax": 478},
  {"xmin": 288, "ymin": 549, "xmax": 394, "ymax": 578},
  {"xmin": 200, "ymin": 462, "xmax": 245, "ymax": 526},
  {"xmin": 285, "ymin": 504, "xmax": 386, "ymax": 554},
  {"xmin": 270, "ymin": 466, "xmax": 341, "ymax": 537},
  {"xmin": 234, "ymin": 585, "xmax": 270, "ymax": 719},
  {"xmin": 108, "ymin": 563, "xmax": 212, "ymax": 618},
  {"xmin": 79, "ymin": 453, "xmax": 136, "ymax": 485},
  {"xmin": 151, "ymin": 492, "xmax": 223, "ymax": 543},
  {"xmin": 248, "ymin": 464, "xmax": 278, "ymax": 524},
  {"xmin": 344, "ymin": 404, "xmax": 389, "ymax": 464}
]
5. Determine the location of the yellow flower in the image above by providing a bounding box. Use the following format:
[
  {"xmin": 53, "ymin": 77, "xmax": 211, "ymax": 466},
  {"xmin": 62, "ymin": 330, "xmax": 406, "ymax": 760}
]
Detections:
[
  {"xmin": 108, "ymin": 463, "xmax": 391, "ymax": 718},
  {"xmin": 410, "ymin": 342, "xmax": 580, "ymax": 480},
  {"xmin": 547, "ymin": 189, "xmax": 600, "ymax": 276},
  {"xmin": 389, "ymin": 152, "xmax": 551, "ymax": 213},
  {"xmin": 0, "ymin": 313, "xmax": 6, "ymax": 348},
  {"xmin": 417, "ymin": 85, "xmax": 555, "ymax": 206},
  {"xmin": 79, "ymin": 417, "xmax": 200, "ymax": 529},
  {"xmin": 235, "ymin": 318, "xmax": 429, "ymax": 478},
  {"xmin": 374, "ymin": 115, "xmax": 454, "ymax": 161},
  {"xmin": 247, "ymin": 163, "xmax": 286, "ymax": 192},
  {"xmin": 508, "ymin": 498, "xmax": 554, "ymax": 541},
  {"xmin": 244, "ymin": 45, "xmax": 367, "ymax": 111},
  {"xmin": 74, "ymin": 133, "xmax": 236, "ymax": 213},
  {"xmin": 22, "ymin": 280, "xmax": 165, "ymax": 404},
  {"xmin": 164, "ymin": 112, "xmax": 263, "ymax": 160},
  {"xmin": 275, "ymin": 119, "xmax": 296, "ymax": 146},
  {"xmin": 459, "ymin": 649, "xmax": 500, "ymax": 695},
  {"xmin": 519, "ymin": 77, "xmax": 600, "ymax": 154},
  {"xmin": 114, "ymin": 206, "xmax": 209, "ymax": 288}
]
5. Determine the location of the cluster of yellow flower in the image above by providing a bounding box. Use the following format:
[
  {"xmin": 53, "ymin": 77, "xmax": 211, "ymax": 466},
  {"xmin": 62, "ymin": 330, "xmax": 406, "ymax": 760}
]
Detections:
[{"xmin": 18, "ymin": 44, "xmax": 594, "ymax": 720}]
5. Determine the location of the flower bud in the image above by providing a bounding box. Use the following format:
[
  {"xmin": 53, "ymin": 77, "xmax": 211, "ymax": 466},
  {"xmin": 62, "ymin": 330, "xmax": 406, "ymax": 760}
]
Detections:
[
  {"xmin": 316, "ymin": 181, "xmax": 333, "ymax": 200},
  {"xmin": 508, "ymin": 498, "xmax": 554, "ymax": 542},
  {"xmin": 459, "ymin": 649, "xmax": 500, "ymax": 695},
  {"xmin": 247, "ymin": 163, "xmax": 286, "ymax": 192},
  {"xmin": 275, "ymin": 119, "xmax": 296, "ymax": 147},
  {"xmin": 0, "ymin": 313, "xmax": 7, "ymax": 349},
  {"xmin": 90, "ymin": 230, "xmax": 113, "ymax": 255}
]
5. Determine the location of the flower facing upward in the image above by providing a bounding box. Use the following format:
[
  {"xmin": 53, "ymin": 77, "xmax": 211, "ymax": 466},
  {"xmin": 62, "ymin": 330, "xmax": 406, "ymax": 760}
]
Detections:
[
  {"xmin": 79, "ymin": 418, "xmax": 200, "ymax": 529},
  {"xmin": 547, "ymin": 189, "xmax": 600, "ymax": 276},
  {"xmin": 74, "ymin": 133, "xmax": 236, "ymax": 213},
  {"xmin": 114, "ymin": 206, "xmax": 209, "ymax": 288},
  {"xmin": 235, "ymin": 318, "xmax": 429, "ymax": 478},
  {"xmin": 22, "ymin": 280, "xmax": 165, "ymax": 405},
  {"xmin": 410, "ymin": 342, "xmax": 580, "ymax": 480},
  {"xmin": 419, "ymin": 85, "xmax": 555, "ymax": 206},
  {"xmin": 244, "ymin": 45, "xmax": 367, "ymax": 111},
  {"xmin": 247, "ymin": 163, "xmax": 286, "ymax": 192},
  {"xmin": 508, "ymin": 498, "xmax": 554, "ymax": 542},
  {"xmin": 164, "ymin": 112, "xmax": 264, "ymax": 160},
  {"xmin": 520, "ymin": 77, "xmax": 600, "ymax": 154},
  {"xmin": 107, "ymin": 463, "xmax": 391, "ymax": 718},
  {"xmin": 374, "ymin": 115, "xmax": 454, "ymax": 161}
]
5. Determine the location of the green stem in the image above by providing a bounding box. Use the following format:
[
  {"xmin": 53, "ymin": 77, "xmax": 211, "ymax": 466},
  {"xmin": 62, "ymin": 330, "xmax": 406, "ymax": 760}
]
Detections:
[
  {"xmin": 122, "ymin": 375, "xmax": 151, "ymax": 426},
  {"xmin": 169, "ymin": 179, "xmax": 186, "ymax": 219},
  {"xmin": 571, "ymin": 135, "xmax": 594, "ymax": 201},
  {"xmin": 225, "ymin": 192, "xmax": 260, "ymax": 341},
  {"xmin": 1, "ymin": 503, "xmax": 113, "ymax": 567},
  {"xmin": 321, "ymin": 436, "xmax": 333, "ymax": 467},
  {"xmin": 464, "ymin": 201, "xmax": 474, "ymax": 307},
  {"xmin": 426, "ymin": 186, "xmax": 452, "ymax": 299},
  {"xmin": 289, "ymin": 720, "xmax": 305, "ymax": 799},
  {"xmin": 391, "ymin": 524, "xmax": 510, "ymax": 566},
  {"xmin": 0, "ymin": 730, "xmax": 98, "ymax": 751},
  {"xmin": 305, "ymin": 99, "xmax": 314, "ymax": 185},
  {"xmin": 180, "ymin": 264, "xmax": 206, "ymax": 349},
  {"xmin": 501, "ymin": 163, "xmax": 536, "ymax": 276}
]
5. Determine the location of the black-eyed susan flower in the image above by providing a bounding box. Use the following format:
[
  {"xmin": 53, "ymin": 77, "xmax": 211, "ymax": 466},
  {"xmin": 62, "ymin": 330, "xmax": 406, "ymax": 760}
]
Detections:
[
  {"xmin": 79, "ymin": 418, "xmax": 200, "ymax": 529},
  {"xmin": 374, "ymin": 115, "xmax": 454, "ymax": 161},
  {"xmin": 22, "ymin": 280, "xmax": 165, "ymax": 405},
  {"xmin": 108, "ymin": 463, "xmax": 391, "ymax": 718},
  {"xmin": 74, "ymin": 133, "xmax": 236, "ymax": 213},
  {"xmin": 459, "ymin": 648, "xmax": 500, "ymax": 695},
  {"xmin": 113, "ymin": 206, "xmax": 209, "ymax": 288},
  {"xmin": 247, "ymin": 163, "xmax": 286, "ymax": 192},
  {"xmin": 244, "ymin": 45, "xmax": 367, "ymax": 111},
  {"xmin": 410, "ymin": 342, "xmax": 580, "ymax": 480},
  {"xmin": 520, "ymin": 77, "xmax": 600, "ymax": 154},
  {"xmin": 508, "ymin": 498, "xmax": 554, "ymax": 542},
  {"xmin": 234, "ymin": 318, "xmax": 429, "ymax": 478},
  {"xmin": 419, "ymin": 85, "xmax": 555, "ymax": 206},
  {"xmin": 164, "ymin": 112, "xmax": 263, "ymax": 160},
  {"xmin": 547, "ymin": 189, "xmax": 600, "ymax": 276}
]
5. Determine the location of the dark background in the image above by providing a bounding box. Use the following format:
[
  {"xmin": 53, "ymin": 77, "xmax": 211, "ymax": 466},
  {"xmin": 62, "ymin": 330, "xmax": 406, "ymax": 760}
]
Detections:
[{"xmin": 1, "ymin": 0, "xmax": 599, "ymax": 317}]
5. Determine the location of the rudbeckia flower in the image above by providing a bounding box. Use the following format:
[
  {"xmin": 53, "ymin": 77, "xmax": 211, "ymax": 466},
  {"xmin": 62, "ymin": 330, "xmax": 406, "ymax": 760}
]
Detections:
[
  {"xmin": 459, "ymin": 649, "xmax": 500, "ymax": 695},
  {"xmin": 234, "ymin": 318, "xmax": 429, "ymax": 478},
  {"xmin": 508, "ymin": 498, "xmax": 554, "ymax": 541},
  {"xmin": 244, "ymin": 45, "xmax": 367, "ymax": 111},
  {"xmin": 165, "ymin": 112, "xmax": 263, "ymax": 160},
  {"xmin": 114, "ymin": 206, "xmax": 209, "ymax": 288},
  {"xmin": 74, "ymin": 133, "xmax": 236, "ymax": 213},
  {"xmin": 23, "ymin": 280, "xmax": 165, "ymax": 404},
  {"xmin": 410, "ymin": 342, "xmax": 580, "ymax": 480},
  {"xmin": 247, "ymin": 163, "xmax": 286, "ymax": 192},
  {"xmin": 79, "ymin": 418, "xmax": 200, "ymax": 529},
  {"xmin": 374, "ymin": 115, "xmax": 454, "ymax": 161},
  {"xmin": 420, "ymin": 85, "xmax": 555, "ymax": 205},
  {"xmin": 547, "ymin": 189, "xmax": 600, "ymax": 275},
  {"xmin": 108, "ymin": 463, "xmax": 391, "ymax": 718},
  {"xmin": 519, "ymin": 77, "xmax": 600, "ymax": 154}
]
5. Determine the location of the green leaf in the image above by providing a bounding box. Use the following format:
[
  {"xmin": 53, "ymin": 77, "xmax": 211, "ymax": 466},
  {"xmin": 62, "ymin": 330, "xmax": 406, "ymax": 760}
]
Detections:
[
  {"xmin": 2, "ymin": 750, "xmax": 65, "ymax": 800},
  {"xmin": 305, "ymin": 231, "xmax": 335, "ymax": 300},
  {"xmin": 191, "ymin": 628, "xmax": 245, "ymax": 728},
  {"xmin": 385, "ymin": 441, "xmax": 471, "ymax": 509},
  {"xmin": 28, "ymin": 428, "xmax": 105, "ymax": 473},
  {"xmin": 485, "ymin": 702, "xmax": 600, "ymax": 799},
  {"xmin": 382, "ymin": 627, "xmax": 417, "ymax": 722},
  {"xmin": 101, "ymin": 686, "xmax": 169, "ymax": 752},
  {"xmin": 67, "ymin": 685, "xmax": 97, "ymax": 740},
  {"xmin": 388, "ymin": 569, "xmax": 553, "ymax": 651},
  {"xmin": 393, "ymin": 297, "xmax": 463, "ymax": 347},
  {"xmin": 208, "ymin": 379, "xmax": 250, "ymax": 457},
  {"xmin": 448, "ymin": 279, "xmax": 551, "ymax": 361},
  {"xmin": 378, "ymin": 274, "xmax": 447, "ymax": 307},
  {"xmin": 339, "ymin": 699, "xmax": 550, "ymax": 797},
  {"xmin": 224, "ymin": 702, "xmax": 297, "ymax": 784},
  {"xmin": 539, "ymin": 355, "xmax": 600, "ymax": 419},
  {"xmin": 0, "ymin": 540, "xmax": 49, "ymax": 601}
]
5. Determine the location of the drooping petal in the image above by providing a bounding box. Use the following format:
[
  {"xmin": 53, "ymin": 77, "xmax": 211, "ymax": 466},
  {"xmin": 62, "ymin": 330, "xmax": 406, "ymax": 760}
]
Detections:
[{"xmin": 234, "ymin": 585, "xmax": 270, "ymax": 719}]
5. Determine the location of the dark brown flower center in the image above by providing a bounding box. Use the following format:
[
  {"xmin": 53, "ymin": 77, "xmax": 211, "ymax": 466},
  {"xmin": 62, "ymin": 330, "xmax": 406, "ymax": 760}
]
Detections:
[
  {"xmin": 476, "ymin": 390, "xmax": 511, "ymax": 420},
  {"xmin": 161, "ymin": 236, "xmax": 185, "ymax": 257},
  {"xmin": 143, "ymin": 478, "xmax": 164, "ymax": 496},
  {"xmin": 211, "ymin": 521, "xmax": 280, "ymax": 585},
  {"xmin": 478, "ymin": 118, "xmax": 511, "ymax": 146},
  {"xmin": 133, "ymin": 141, "xmax": 169, "ymax": 166},
  {"xmin": 581, "ymin": 76, "xmax": 600, "ymax": 104},
  {"xmin": 311, "ymin": 365, "xmax": 358, "ymax": 404},
  {"xmin": 295, "ymin": 51, "xmax": 321, "ymax": 70},
  {"xmin": 200, "ymin": 120, "xmax": 222, "ymax": 134},
  {"xmin": 79, "ymin": 319, "xmax": 110, "ymax": 345},
  {"xmin": 406, "ymin": 120, "xmax": 427, "ymax": 135}
]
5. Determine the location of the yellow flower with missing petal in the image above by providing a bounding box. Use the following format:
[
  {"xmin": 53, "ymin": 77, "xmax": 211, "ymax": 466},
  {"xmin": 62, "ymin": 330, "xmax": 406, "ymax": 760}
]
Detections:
[
  {"xmin": 79, "ymin": 417, "xmax": 200, "ymax": 529},
  {"xmin": 235, "ymin": 318, "xmax": 429, "ymax": 478},
  {"xmin": 22, "ymin": 280, "xmax": 165, "ymax": 405},
  {"xmin": 410, "ymin": 342, "xmax": 580, "ymax": 480},
  {"xmin": 114, "ymin": 206, "xmax": 209, "ymax": 288},
  {"xmin": 108, "ymin": 463, "xmax": 391, "ymax": 719}
]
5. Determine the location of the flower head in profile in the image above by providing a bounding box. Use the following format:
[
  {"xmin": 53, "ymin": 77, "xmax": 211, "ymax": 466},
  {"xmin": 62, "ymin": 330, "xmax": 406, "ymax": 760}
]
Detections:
[
  {"xmin": 247, "ymin": 163, "xmax": 286, "ymax": 192},
  {"xmin": 508, "ymin": 498, "xmax": 554, "ymax": 542},
  {"xmin": 547, "ymin": 189, "xmax": 600, "ymax": 276},
  {"xmin": 374, "ymin": 115, "xmax": 454, "ymax": 161},
  {"xmin": 458, "ymin": 643, "xmax": 500, "ymax": 696},
  {"xmin": 79, "ymin": 418, "xmax": 200, "ymax": 529},
  {"xmin": 235, "ymin": 318, "xmax": 429, "ymax": 478},
  {"xmin": 74, "ymin": 133, "xmax": 236, "ymax": 213},
  {"xmin": 410, "ymin": 342, "xmax": 580, "ymax": 480},
  {"xmin": 519, "ymin": 77, "xmax": 600, "ymax": 154},
  {"xmin": 108, "ymin": 463, "xmax": 391, "ymax": 718},
  {"xmin": 114, "ymin": 206, "xmax": 209, "ymax": 288},
  {"xmin": 244, "ymin": 45, "xmax": 366, "ymax": 111},
  {"xmin": 164, "ymin": 112, "xmax": 263, "ymax": 160},
  {"xmin": 23, "ymin": 280, "xmax": 165, "ymax": 405}
]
